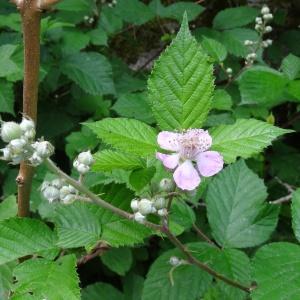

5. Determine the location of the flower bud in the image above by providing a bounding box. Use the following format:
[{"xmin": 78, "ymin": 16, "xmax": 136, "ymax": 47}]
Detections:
[
  {"xmin": 255, "ymin": 17, "xmax": 262, "ymax": 25},
  {"xmin": 266, "ymin": 39, "xmax": 273, "ymax": 45},
  {"xmin": 154, "ymin": 197, "xmax": 166, "ymax": 210},
  {"xmin": 130, "ymin": 199, "xmax": 139, "ymax": 212},
  {"xmin": 1, "ymin": 122, "xmax": 22, "ymax": 143},
  {"xmin": 33, "ymin": 141, "xmax": 54, "ymax": 158},
  {"xmin": 42, "ymin": 186, "xmax": 60, "ymax": 203},
  {"xmin": 23, "ymin": 128, "xmax": 36, "ymax": 140},
  {"xmin": 9, "ymin": 138, "xmax": 26, "ymax": 152},
  {"xmin": 77, "ymin": 163, "xmax": 90, "ymax": 174},
  {"xmin": 157, "ymin": 208, "xmax": 168, "ymax": 217},
  {"xmin": 244, "ymin": 40, "xmax": 253, "ymax": 46},
  {"xmin": 263, "ymin": 13, "xmax": 273, "ymax": 21},
  {"xmin": 255, "ymin": 24, "xmax": 262, "ymax": 31},
  {"xmin": 20, "ymin": 118, "xmax": 35, "ymax": 132},
  {"xmin": 134, "ymin": 212, "xmax": 146, "ymax": 223},
  {"xmin": 261, "ymin": 6, "xmax": 270, "ymax": 15},
  {"xmin": 138, "ymin": 198, "xmax": 153, "ymax": 215},
  {"xmin": 1, "ymin": 147, "xmax": 11, "ymax": 160},
  {"xmin": 169, "ymin": 256, "xmax": 181, "ymax": 266},
  {"xmin": 265, "ymin": 26, "xmax": 272, "ymax": 33},
  {"xmin": 159, "ymin": 178, "xmax": 175, "ymax": 192},
  {"xmin": 28, "ymin": 153, "xmax": 43, "ymax": 166},
  {"xmin": 52, "ymin": 178, "xmax": 64, "ymax": 189},
  {"xmin": 226, "ymin": 68, "xmax": 232, "ymax": 75},
  {"xmin": 78, "ymin": 151, "xmax": 94, "ymax": 166}
]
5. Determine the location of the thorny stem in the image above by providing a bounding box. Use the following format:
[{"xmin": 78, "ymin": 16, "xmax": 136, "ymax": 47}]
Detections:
[{"xmin": 44, "ymin": 158, "xmax": 254, "ymax": 293}]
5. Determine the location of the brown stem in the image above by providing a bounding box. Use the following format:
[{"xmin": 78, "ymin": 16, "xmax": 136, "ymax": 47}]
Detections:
[
  {"xmin": 192, "ymin": 224, "xmax": 219, "ymax": 248},
  {"xmin": 162, "ymin": 226, "xmax": 253, "ymax": 293},
  {"xmin": 77, "ymin": 242, "xmax": 109, "ymax": 266},
  {"xmin": 16, "ymin": 0, "xmax": 41, "ymax": 217}
]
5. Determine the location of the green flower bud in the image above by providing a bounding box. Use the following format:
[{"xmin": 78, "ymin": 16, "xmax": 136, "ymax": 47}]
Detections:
[{"xmin": 1, "ymin": 122, "xmax": 22, "ymax": 143}]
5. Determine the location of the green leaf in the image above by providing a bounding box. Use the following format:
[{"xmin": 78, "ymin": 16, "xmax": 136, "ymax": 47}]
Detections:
[
  {"xmin": 201, "ymin": 37, "xmax": 227, "ymax": 62},
  {"xmin": 212, "ymin": 89, "xmax": 232, "ymax": 111},
  {"xmin": 213, "ymin": 6, "xmax": 258, "ymax": 30},
  {"xmin": 0, "ymin": 80, "xmax": 14, "ymax": 115},
  {"xmin": 129, "ymin": 167, "xmax": 156, "ymax": 191},
  {"xmin": 123, "ymin": 273, "xmax": 144, "ymax": 300},
  {"xmin": 220, "ymin": 28, "xmax": 258, "ymax": 57},
  {"xmin": 210, "ymin": 119, "xmax": 291, "ymax": 163},
  {"xmin": 82, "ymin": 282, "xmax": 124, "ymax": 300},
  {"xmin": 92, "ymin": 184, "xmax": 152, "ymax": 247},
  {"xmin": 142, "ymin": 243, "xmax": 212, "ymax": 300},
  {"xmin": 291, "ymin": 189, "xmax": 300, "ymax": 242},
  {"xmin": 287, "ymin": 80, "xmax": 300, "ymax": 100},
  {"xmin": 112, "ymin": 92, "xmax": 155, "ymax": 124},
  {"xmin": 0, "ymin": 262, "xmax": 16, "ymax": 300},
  {"xmin": 12, "ymin": 255, "xmax": 80, "ymax": 300},
  {"xmin": 148, "ymin": 14, "xmax": 214, "ymax": 130},
  {"xmin": 61, "ymin": 52, "xmax": 115, "ymax": 95},
  {"xmin": 0, "ymin": 195, "xmax": 17, "ymax": 221},
  {"xmin": 88, "ymin": 28, "xmax": 108, "ymax": 46},
  {"xmin": 86, "ymin": 118, "xmax": 157, "ymax": 157},
  {"xmin": 206, "ymin": 160, "xmax": 279, "ymax": 248},
  {"xmin": 114, "ymin": 0, "xmax": 155, "ymax": 25},
  {"xmin": 101, "ymin": 247, "xmax": 133, "ymax": 275},
  {"xmin": 93, "ymin": 150, "xmax": 146, "ymax": 172},
  {"xmin": 252, "ymin": 242, "xmax": 300, "ymax": 300},
  {"xmin": 281, "ymin": 54, "xmax": 300, "ymax": 80},
  {"xmin": 53, "ymin": 202, "xmax": 102, "ymax": 249},
  {"xmin": 239, "ymin": 66, "xmax": 289, "ymax": 107},
  {"xmin": 0, "ymin": 45, "xmax": 19, "ymax": 77},
  {"xmin": 0, "ymin": 218, "xmax": 58, "ymax": 264},
  {"xmin": 150, "ymin": 0, "xmax": 205, "ymax": 22}
]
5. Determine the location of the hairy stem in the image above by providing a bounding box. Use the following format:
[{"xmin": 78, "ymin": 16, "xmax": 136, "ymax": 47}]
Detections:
[
  {"xmin": 44, "ymin": 158, "xmax": 254, "ymax": 292},
  {"xmin": 192, "ymin": 224, "xmax": 219, "ymax": 247},
  {"xmin": 16, "ymin": 0, "xmax": 42, "ymax": 217}
]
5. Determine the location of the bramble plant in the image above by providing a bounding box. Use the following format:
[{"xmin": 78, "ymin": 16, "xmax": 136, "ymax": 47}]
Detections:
[{"xmin": 0, "ymin": 1, "xmax": 300, "ymax": 299}]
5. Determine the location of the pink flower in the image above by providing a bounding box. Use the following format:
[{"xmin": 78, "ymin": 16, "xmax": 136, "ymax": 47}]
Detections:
[{"xmin": 156, "ymin": 129, "xmax": 223, "ymax": 191}]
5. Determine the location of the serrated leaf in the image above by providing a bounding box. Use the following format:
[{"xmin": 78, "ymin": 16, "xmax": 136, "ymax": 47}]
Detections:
[
  {"xmin": 101, "ymin": 247, "xmax": 132, "ymax": 275},
  {"xmin": 0, "ymin": 195, "xmax": 17, "ymax": 221},
  {"xmin": 212, "ymin": 89, "xmax": 232, "ymax": 111},
  {"xmin": 252, "ymin": 242, "xmax": 300, "ymax": 300},
  {"xmin": 54, "ymin": 202, "xmax": 102, "ymax": 249},
  {"xmin": 239, "ymin": 66, "xmax": 289, "ymax": 107},
  {"xmin": 82, "ymin": 282, "xmax": 124, "ymax": 300},
  {"xmin": 213, "ymin": 6, "xmax": 258, "ymax": 30},
  {"xmin": 93, "ymin": 150, "xmax": 146, "ymax": 172},
  {"xmin": 291, "ymin": 189, "xmax": 300, "ymax": 242},
  {"xmin": 61, "ymin": 52, "xmax": 115, "ymax": 95},
  {"xmin": 0, "ymin": 218, "xmax": 58, "ymax": 265},
  {"xmin": 92, "ymin": 184, "xmax": 152, "ymax": 247},
  {"xmin": 201, "ymin": 37, "xmax": 227, "ymax": 62},
  {"xmin": 281, "ymin": 54, "xmax": 300, "ymax": 80},
  {"xmin": 148, "ymin": 14, "xmax": 214, "ymax": 130},
  {"xmin": 0, "ymin": 262, "xmax": 16, "ymax": 300},
  {"xmin": 0, "ymin": 80, "xmax": 14, "ymax": 115},
  {"xmin": 206, "ymin": 160, "xmax": 279, "ymax": 248},
  {"xmin": 12, "ymin": 255, "xmax": 80, "ymax": 300},
  {"xmin": 86, "ymin": 118, "xmax": 157, "ymax": 157},
  {"xmin": 129, "ymin": 167, "xmax": 156, "ymax": 191},
  {"xmin": 0, "ymin": 45, "xmax": 19, "ymax": 77},
  {"xmin": 210, "ymin": 119, "xmax": 290, "ymax": 163},
  {"xmin": 112, "ymin": 92, "xmax": 155, "ymax": 124},
  {"xmin": 142, "ymin": 243, "xmax": 212, "ymax": 300}
]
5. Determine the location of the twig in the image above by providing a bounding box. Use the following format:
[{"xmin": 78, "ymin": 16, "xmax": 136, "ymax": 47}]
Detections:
[
  {"xmin": 77, "ymin": 242, "xmax": 109, "ymax": 266},
  {"xmin": 275, "ymin": 177, "xmax": 295, "ymax": 193},
  {"xmin": 192, "ymin": 224, "xmax": 219, "ymax": 248},
  {"xmin": 44, "ymin": 158, "xmax": 162, "ymax": 232},
  {"xmin": 161, "ymin": 226, "xmax": 253, "ymax": 293},
  {"xmin": 269, "ymin": 194, "xmax": 292, "ymax": 205}
]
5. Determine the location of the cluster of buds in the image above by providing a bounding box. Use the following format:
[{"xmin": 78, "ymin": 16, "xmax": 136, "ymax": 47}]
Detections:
[
  {"xmin": 41, "ymin": 178, "xmax": 78, "ymax": 204},
  {"xmin": 83, "ymin": 15, "xmax": 95, "ymax": 24},
  {"xmin": 169, "ymin": 256, "xmax": 185, "ymax": 267},
  {"xmin": 73, "ymin": 151, "xmax": 94, "ymax": 175},
  {"xmin": 225, "ymin": 67, "xmax": 233, "ymax": 78},
  {"xmin": 0, "ymin": 118, "xmax": 53, "ymax": 166},
  {"xmin": 100, "ymin": 0, "xmax": 117, "ymax": 7},
  {"xmin": 244, "ymin": 5, "xmax": 273, "ymax": 65},
  {"xmin": 131, "ymin": 196, "xmax": 167, "ymax": 223}
]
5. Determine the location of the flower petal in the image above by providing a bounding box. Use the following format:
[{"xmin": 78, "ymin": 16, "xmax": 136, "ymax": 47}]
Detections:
[
  {"xmin": 196, "ymin": 151, "xmax": 223, "ymax": 177},
  {"xmin": 156, "ymin": 152, "xmax": 179, "ymax": 169},
  {"xmin": 173, "ymin": 160, "xmax": 201, "ymax": 191},
  {"xmin": 157, "ymin": 131, "xmax": 180, "ymax": 151}
]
